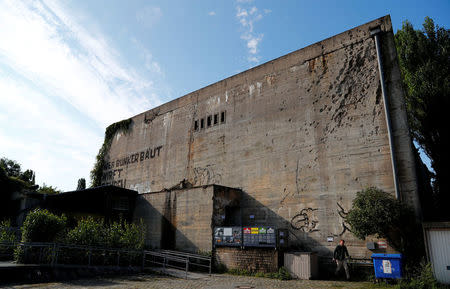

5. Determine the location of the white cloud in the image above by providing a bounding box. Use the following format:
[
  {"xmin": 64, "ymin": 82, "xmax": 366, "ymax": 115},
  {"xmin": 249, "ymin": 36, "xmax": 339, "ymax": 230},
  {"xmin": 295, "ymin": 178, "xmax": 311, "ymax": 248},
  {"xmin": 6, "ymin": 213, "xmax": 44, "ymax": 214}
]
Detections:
[
  {"xmin": 236, "ymin": 3, "xmax": 267, "ymax": 65},
  {"xmin": 0, "ymin": 0, "xmax": 166, "ymax": 190},
  {"xmin": 136, "ymin": 6, "xmax": 162, "ymax": 28},
  {"xmin": 131, "ymin": 38, "xmax": 164, "ymax": 76},
  {"xmin": 245, "ymin": 35, "xmax": 263, "ymax": 54},
  {"xmin": 247, "ymin": 56, "xmax": 259, "ymax": 63},
  {"xmin": 208, "ymin": 11, "xmax": 216, "ymax": 16}
]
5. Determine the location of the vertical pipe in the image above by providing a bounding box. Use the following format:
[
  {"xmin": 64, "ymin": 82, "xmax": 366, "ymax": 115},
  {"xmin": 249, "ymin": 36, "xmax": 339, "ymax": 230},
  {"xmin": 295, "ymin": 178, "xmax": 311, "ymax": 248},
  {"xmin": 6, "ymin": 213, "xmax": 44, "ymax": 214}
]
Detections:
[{"xmin": 371, "ymin": 27, "xmax": 400, "ymax": 199}]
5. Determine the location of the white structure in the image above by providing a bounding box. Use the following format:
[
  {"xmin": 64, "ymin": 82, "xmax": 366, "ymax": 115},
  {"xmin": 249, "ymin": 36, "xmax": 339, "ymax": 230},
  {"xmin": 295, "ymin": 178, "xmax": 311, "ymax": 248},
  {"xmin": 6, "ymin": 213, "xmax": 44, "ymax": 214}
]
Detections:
[{"xmin": 423, "ymin": 222, "xmax": 450, "ymax": 284}]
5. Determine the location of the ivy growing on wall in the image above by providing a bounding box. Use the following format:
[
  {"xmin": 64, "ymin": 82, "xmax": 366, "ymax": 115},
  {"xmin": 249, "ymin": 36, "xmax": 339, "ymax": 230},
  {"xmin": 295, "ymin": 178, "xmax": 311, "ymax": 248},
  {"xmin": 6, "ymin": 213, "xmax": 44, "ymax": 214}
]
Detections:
[{"xmin": 90, "ymin": 118, "xmax": 132, "ymax": 187}]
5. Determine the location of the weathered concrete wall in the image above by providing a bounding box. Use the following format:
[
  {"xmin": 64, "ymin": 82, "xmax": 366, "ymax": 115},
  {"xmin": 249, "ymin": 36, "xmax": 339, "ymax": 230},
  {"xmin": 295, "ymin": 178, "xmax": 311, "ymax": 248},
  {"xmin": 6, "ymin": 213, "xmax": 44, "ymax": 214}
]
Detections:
[
  {"xmin": 134, "ymin": 185, "xmax": 242, "ymax": 252},
  {"xmin": 134, "ymin": 186, "xmax": 214, "ymax": 252},
  {"xmin": 106, "ymin": 15, "xmax": 418, "ymax": 258}
]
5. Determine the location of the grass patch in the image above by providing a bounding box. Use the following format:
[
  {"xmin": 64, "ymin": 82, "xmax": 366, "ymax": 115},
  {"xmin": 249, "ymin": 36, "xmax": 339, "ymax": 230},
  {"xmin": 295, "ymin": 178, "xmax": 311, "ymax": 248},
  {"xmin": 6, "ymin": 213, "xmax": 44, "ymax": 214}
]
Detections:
[{"xmin": 227, "ymin": 266, "xmax": 292, "ymax": 280}]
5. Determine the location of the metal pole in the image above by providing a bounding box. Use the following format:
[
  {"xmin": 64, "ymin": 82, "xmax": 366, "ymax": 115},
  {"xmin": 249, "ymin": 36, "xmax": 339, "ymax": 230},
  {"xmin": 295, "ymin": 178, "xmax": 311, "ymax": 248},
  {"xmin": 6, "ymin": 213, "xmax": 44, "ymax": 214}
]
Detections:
[
  {"xmin": 371, "ymin": 27, "xmax": 400, "ymax": 199},
  {"xmin": 209, "ymin": 257, "xmax": 212, "ymax": 275}
]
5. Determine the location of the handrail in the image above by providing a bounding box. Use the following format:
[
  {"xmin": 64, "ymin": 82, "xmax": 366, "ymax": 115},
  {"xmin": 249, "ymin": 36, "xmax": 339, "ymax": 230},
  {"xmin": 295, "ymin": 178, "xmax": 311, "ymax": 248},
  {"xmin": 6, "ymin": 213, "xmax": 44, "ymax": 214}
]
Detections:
[
  {"xmin": 0, "ymin": 241, "xmax": 212, "ymax": 278},
  {"xmin": 159, "ymin": 249, "xmax": 211, "ymax": 260}
]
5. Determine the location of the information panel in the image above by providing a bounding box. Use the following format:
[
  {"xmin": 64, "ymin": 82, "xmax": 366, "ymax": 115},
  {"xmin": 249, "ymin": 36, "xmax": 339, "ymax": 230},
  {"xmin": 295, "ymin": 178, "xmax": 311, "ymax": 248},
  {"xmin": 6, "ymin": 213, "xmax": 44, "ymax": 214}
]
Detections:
[
  {"xmin": 214, "ymin": 227, "xmax": 242, "ymax": 247},
  {"xmin": 243, "ymin": 226, "xmax": 276, "ymax": 247}
]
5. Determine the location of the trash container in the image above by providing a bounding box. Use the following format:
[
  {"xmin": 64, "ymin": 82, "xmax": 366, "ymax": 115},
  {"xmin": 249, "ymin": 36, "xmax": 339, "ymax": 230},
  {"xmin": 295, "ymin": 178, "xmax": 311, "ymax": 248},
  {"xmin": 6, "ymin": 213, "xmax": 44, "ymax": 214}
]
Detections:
[{"xmin": 371, "ymin": 253, "xmax": 403, "ymax": 279}]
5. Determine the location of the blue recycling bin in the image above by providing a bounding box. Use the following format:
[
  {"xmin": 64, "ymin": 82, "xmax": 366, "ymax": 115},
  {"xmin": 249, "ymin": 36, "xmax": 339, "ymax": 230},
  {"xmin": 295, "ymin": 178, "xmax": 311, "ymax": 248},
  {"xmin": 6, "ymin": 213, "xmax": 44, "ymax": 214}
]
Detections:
[{"xmin": 371, "ymin": 254, "xmax": 403, "ymax": 279}]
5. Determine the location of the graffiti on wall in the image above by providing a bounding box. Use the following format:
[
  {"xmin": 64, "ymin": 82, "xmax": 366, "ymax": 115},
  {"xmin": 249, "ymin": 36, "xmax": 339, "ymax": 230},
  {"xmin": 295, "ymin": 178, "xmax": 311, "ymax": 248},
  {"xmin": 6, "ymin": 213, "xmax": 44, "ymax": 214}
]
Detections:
[
  {"xmin": 331, "ymin": 202, "xmax": 352, "ymax": 236},
  {"xmin": 290, "ymin": 208, "xmax": 319, "ymax": 232},
  {"xmin": 192, "ymin": 166, "xmax": 222, "ymax": 186}
]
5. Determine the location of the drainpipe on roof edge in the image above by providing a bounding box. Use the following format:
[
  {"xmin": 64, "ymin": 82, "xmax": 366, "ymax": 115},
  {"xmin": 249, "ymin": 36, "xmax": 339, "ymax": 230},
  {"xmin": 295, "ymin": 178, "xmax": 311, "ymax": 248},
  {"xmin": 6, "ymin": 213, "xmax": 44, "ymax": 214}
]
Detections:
[{"xmin": 370, "ymin": 27, "xmax": 400, "ymax": 200}]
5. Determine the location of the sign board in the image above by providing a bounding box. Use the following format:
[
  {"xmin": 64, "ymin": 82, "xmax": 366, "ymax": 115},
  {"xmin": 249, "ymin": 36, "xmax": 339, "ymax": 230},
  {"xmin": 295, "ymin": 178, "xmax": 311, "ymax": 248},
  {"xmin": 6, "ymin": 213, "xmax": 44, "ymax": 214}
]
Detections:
[
  {"xmin": 214, "ymin": 227, "xmax": 242, "ymax": 247},
  {"xmin": 378, "ymin": 240, "xmax": 387, "ymax": 249},
  {"xmin": 243, "ymin": 226, "xmax": 276, "ymax": 247},
  {"xmin": 382, "ymin": 260, "xmax": 392, "ymax": 274}
]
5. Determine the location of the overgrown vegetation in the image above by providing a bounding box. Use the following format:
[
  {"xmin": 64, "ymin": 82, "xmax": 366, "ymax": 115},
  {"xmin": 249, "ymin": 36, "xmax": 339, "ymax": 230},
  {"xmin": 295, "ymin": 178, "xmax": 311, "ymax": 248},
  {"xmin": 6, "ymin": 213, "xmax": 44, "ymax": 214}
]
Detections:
[
  {"xmin": 345, "ymin": 187, "xmax": 424, "ymax": 267},
  {"xmin": 226, "ymin": 266, "xmax": 292, "ymax": 280},
  {"xmin": 66, "ymin": 217, "xmax": 145, "ymax": 250},
  {"xmin": 37, "ymin": 183, "xmax": 62, "ymax": 194},
  {"xmin": 76, "ymin": 178, "xmax": 86, "ymax": 190},
  {"xmin": 0, "ymin": 158, "xmax": 36, "ymax": 220},
  {"xmin": 395, "ymin": 262, "xmax": 442, "ymax": 289},
  {"xmin": 14, "ymin": 209, "xmax": 146, "ymax": 265},
  {"xmin": 14, "ymin": 209, "xmax": 67, "ymax": 263},
  {"xmin": 90, "ymin": 118, "xmax": 132, "ymax": 187},
  {"xmin": 19, "ymin": 209, "xmax": 67, "ymax": 243},
  {"xmin": 0, "ymin": 220, "xmax": 17, "ymax": 260},
  {"xmin": 395, "ymin": 17, "xmax": 450, "ymax": 220}
]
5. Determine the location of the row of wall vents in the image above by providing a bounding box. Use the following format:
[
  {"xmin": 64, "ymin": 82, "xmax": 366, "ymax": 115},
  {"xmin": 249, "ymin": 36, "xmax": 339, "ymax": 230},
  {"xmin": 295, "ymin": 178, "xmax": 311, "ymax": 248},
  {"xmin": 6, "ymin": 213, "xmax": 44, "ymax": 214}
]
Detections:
[{"xmin": 194, "ymin": 111, "xmax": 226, "ymax": 131}]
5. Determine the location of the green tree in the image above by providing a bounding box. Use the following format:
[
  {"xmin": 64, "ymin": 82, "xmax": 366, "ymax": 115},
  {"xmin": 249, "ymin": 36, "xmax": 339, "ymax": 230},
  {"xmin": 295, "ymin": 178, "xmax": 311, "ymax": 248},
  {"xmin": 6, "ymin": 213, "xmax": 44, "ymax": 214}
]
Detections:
[
  {"xmin": 0, "ymin": 158, "xmax": 21, "ymax": 178},
  {"xmin": 346, "ymin": 187, "xmax": 423, "ymax": 264},
  {"xmin": 395, "ymin": 17, "xmax": 450, "ymax": 218},
  {"xmin": 37, "ymin": 183, "xmax": 61, "ymax": 194},
  {"xmin": 76, "ymin": 178, "xmax": 86, "ymax": 190}
]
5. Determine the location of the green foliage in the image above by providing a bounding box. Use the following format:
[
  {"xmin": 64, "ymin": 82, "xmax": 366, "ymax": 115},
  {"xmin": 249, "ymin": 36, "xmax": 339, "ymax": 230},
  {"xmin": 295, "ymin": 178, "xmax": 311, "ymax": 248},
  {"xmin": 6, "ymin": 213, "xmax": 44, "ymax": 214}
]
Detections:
[
  {"xmin": 395, "ymin": 17, "xmax": 450, "ymax": 217},
  {"xmin": 0, "ymin": 220, "xmax": 17, "ymax": 260},
  {"xmin": 346, "ymin": 187, "xmax": 423, "ymax": 266},
  {"xmin": 66, "ymin": 217, "xmax": 106, "ymax": 246},
  {"xmin": 0, "ymin": 158, "xmax": 35, "ymax": 185},
  {"xmin": 66, "ymin": 217, "xmax": 145, "ymax": 249},
  {"xmin": 346, "ymin": 187, "xmax": 410, "ymax": 241},
  {"xmin": 90, "ymin": 118, "xmax": 132, "ymax": 187},
  {"xmin": 37, "ymin": 183, "xmax": 62, "ymax": 194},
  {"xmin": 227, "ymin": 266, "xmax": 291, "ymax": 280},
  {"xmin": 15, "ymin": 209, "xmax": 67, "ymax": 263},
  {"xmin": 215, "ymin": 262, "xmax": 228, "ymax": 273},
  {"xmin": 76, "ymin": 178, "xmax": 86, "ymax": 190},
  {"xmin": 0, "ymin": 158, "xmax": 22, "ymax": 178},
  {"xmin": 0, "ymin": 220, "xmax": 16, "ymax": 243},
  {"xmin": 20, "ymin": 209, "xmax": 67, "ymax": 243},
  {"xmin": 395, "ymin": 262, "xmax": 444, "ymax": 289}
]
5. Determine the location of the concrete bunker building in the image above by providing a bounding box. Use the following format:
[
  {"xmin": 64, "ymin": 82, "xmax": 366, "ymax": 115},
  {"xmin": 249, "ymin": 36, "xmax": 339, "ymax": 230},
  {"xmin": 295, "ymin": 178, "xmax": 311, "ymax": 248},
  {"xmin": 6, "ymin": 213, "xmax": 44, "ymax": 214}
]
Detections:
[{"xmin": 100, "ymin": 16, "xmax": 420, "ymax": 264}]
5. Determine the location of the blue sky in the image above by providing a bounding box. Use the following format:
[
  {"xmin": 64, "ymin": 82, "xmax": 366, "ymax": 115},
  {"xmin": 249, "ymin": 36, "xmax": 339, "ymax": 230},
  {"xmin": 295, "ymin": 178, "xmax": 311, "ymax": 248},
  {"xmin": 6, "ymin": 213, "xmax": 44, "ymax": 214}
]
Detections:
[{"xmin": 0, "ymin": 0, "xmax": 448, "ymax": 191}]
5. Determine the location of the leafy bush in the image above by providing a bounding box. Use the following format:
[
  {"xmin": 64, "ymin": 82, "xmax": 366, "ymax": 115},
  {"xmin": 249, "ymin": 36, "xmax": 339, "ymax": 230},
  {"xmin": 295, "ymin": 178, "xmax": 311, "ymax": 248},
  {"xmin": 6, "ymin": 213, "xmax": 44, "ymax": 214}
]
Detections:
[
  {"xmin": 0, "ymin": 220, "xmax": 16, "ymax": 243},
  {"xmin": 276, "ymin": 266, "xmax": 292, "ymax": 280},
  {"xmin": 345, "ymin": 187, "xmax": 423, "ymax": 265},
  {"xmin": 20, "ymin": 209, "xmax": 67, "ymax": 243},
  {"xmin": 116, "ymin": 220, "xmax": 145, "ymax": 250},
  {"xmin": 395, "ymin": 262, "xmax": 444, "ymax": 289},
  {"xmin": 66, "ymin": 217, "xmax": 145, "ymax": 249},
  {"xmin": 66, "ymin": 217, "xmax": 105, "ymax": 246},
  {"xmin": 0, "ymin": 220, "xmax": 17, "ymax": 260},
  {"xmin": 15, "ymin": 209, "xmax": 67, "ymax": 263}
]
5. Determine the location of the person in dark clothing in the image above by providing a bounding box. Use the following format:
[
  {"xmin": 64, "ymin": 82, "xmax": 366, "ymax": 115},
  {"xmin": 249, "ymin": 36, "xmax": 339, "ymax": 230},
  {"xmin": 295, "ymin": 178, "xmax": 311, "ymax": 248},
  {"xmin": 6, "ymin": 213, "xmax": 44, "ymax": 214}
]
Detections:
[{"xmin": 333, "ymin": 239, "xmax": 350, "ymax": 279}]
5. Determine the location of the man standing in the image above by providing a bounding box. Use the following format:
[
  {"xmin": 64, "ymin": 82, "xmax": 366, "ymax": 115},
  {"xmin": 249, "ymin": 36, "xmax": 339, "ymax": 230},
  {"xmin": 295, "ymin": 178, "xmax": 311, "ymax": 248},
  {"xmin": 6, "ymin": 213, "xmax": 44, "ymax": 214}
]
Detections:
[{"xmin": 333, "ymin": 239, "xmax": 350, "ymax": 280}]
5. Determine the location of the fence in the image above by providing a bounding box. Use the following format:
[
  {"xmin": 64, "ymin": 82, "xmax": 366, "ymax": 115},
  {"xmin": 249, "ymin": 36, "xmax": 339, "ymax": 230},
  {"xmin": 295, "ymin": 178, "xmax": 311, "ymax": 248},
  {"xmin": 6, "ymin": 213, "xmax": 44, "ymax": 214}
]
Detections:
[{"xmin": 0, "ymin": 241, "xmax": 212, "ymax": 278}]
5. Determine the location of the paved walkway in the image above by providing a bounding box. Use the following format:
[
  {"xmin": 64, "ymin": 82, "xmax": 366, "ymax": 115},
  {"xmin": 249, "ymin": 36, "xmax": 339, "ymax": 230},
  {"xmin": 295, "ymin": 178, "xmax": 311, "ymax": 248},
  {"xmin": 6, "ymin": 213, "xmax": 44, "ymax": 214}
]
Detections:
[{"xmin": 4, "ymin": 273, "xmax": 374, "ymax": 289}]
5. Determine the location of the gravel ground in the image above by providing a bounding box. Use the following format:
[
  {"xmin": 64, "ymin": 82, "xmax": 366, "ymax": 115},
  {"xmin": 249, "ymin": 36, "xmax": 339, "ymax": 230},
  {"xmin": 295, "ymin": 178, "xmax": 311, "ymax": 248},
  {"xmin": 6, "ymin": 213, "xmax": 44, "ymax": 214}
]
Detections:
[{"xmin": 2, "ymin": 273, "xmax": 378, "ymax": 289}]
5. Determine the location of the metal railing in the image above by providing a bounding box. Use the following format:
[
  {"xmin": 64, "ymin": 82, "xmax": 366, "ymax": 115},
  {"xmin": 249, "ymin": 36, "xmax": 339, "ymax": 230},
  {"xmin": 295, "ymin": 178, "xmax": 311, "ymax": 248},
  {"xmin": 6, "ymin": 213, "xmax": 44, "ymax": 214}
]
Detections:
[
  {"xmin": 0, "ymin": 241, "xmax": 212, "ymax": 279},
  {"xmin": 159, "ymin": 249, "xmax": 212, "ymax": 274}
]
